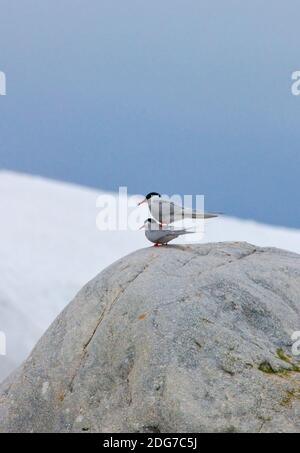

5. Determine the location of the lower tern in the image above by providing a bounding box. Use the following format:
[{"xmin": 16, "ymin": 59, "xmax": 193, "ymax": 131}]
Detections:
[{"xmin": 140, "ymin": 218, "xmax": 195, "ymax": 246}]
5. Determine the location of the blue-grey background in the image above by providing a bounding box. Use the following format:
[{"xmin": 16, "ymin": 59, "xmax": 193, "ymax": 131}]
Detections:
[{"xmin": 0, "ymin": 0, "xmax": 299, "ymax": 227}]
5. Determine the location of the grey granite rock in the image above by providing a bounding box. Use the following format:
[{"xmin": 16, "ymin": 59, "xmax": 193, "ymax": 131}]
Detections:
[{"xmin": 1, "ymin": 242, "xmax": 300, "ymax": 433}]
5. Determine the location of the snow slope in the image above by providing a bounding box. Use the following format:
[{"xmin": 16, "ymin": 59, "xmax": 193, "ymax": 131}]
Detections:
[{"xmin": 0, "ymin": 171, "xmax": 299, "ymax": 382}]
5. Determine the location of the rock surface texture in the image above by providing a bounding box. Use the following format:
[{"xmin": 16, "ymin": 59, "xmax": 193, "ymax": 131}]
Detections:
[{"xmin": 1, "ymin": 242, "xmax": 300, "ymax": 433}]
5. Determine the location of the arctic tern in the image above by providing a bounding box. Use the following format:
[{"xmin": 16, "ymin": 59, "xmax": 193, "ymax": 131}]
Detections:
[
  {"xmin": 140, "ymin": 218, "xmax": 195, "ymax": 246},
  {"xmin": 138, "ymin": 192, "xmax": 219, "ymax": 224}
]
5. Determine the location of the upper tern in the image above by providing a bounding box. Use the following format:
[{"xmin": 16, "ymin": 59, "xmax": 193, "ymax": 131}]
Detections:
[
  {"xmin": 140, "ymin": 218, "xmax": 195, "ymax": 246},
  {"xmin": 138, "ymin": 192, "xmax": 219, "ymax": 224}
]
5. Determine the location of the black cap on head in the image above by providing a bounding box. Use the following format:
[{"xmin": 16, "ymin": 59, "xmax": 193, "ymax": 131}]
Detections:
[{"xmin": 145, "ymin": 192, "xmax": 161, "ymax": 200}]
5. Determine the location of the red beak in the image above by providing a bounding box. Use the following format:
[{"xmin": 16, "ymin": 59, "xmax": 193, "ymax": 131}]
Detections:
[{"xmin": 137, "ymin": 198, "xmax": 146, "ymax": 206}]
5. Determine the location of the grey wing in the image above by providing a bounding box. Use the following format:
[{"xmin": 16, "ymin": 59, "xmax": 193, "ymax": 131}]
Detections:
[
  {"xmin": 157, "ymin": 199, "xmax": 220, "ymax": 220},
  {"xmin": 146, "ymin": 230, "xmax": 178, "ymax": 242},
  {"xmin": 169, "ymin": 202, "xmax": 214, "ymax": 220},
  {"xmin": 158, "ymin": 199, "xmax": 185, "ymax": 220},
  {"xmin": 173, "ymin": 229, "xmax": 194, "ymax": 235},
  {"xmin": 161, "ymin": 229, "xmax": 194, "ymax": 243},
  {"xmin": 198, "ymin": 211, "xmax": 219, "ymax": 219}
]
